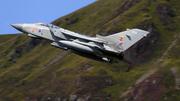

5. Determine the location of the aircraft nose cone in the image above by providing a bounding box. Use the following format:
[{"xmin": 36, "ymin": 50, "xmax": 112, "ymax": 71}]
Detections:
[{"xmin": 11, "ymin": 24, "xmax": 23, "ymax": 32}]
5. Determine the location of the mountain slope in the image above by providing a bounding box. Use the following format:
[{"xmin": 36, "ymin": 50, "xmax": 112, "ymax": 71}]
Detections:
[{"xmin": 0, "ymin": 0, "xmax": 180, "ymax": 101}]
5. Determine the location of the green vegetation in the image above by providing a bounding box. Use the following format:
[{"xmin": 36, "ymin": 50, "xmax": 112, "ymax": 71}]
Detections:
[{"xmin": 0, "ymin": 0, "xmax": 180, "ymax": 100}]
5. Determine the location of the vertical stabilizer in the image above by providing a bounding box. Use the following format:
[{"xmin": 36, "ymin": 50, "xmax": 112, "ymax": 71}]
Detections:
[{"xmin": 104, "ymin": 29, "xmax": 149, "ymax": 52}]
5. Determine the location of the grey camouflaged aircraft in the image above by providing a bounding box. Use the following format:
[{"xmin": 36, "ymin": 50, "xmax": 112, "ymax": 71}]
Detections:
[{"xmin": 11, "ymin": 22, "xmax": 149, "ymax": 64}]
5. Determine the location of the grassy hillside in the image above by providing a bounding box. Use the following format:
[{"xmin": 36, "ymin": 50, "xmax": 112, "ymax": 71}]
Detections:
[{"xmin": 0, "ymin": 0, "xmax": 180, "ymax": 101}]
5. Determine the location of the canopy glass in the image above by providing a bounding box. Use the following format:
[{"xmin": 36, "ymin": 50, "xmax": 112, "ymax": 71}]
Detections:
[{"xmin": 33, "ymin": 22, "xmax": 60, "ymax": 29}]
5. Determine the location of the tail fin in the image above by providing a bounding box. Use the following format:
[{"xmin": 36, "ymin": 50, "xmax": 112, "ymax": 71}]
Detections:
[{"xmin": 103, "ymin": 29, "xmax": 149, "ymax": 52}]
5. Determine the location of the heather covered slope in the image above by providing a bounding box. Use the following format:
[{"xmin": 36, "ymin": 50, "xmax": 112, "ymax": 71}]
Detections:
[{"xmin": 0, "ymin": 0, "xmax": 180, "ymax": 101}]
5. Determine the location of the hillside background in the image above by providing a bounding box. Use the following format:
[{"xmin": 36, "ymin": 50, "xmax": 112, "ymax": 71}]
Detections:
[{"xmin": 1, "ymin": 0, "xmax": 180, "ymax": 101}]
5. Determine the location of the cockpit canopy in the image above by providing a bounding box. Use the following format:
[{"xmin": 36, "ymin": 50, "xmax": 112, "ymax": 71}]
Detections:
[{"xmin": 33, "ymin": 22, "xmax": 60, "ymax": 29}]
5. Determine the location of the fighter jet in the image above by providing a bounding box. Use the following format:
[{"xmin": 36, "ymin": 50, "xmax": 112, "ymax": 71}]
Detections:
[{"xmin": 11, "ymin": 22, "xmax": 149, "ymax": 63}]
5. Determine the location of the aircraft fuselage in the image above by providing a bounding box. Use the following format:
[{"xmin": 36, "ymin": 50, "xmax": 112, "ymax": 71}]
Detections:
[{"xmin": 11, "ymin": 22, "xmax": 149, "ymax": 63}]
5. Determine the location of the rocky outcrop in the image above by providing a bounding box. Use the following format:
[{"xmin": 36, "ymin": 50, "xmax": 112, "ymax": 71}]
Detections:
[
  {"xmin": 170, "ymin": 67, "xmax": 180, "ymax": 89},
  {"xmin": 69, "ymin": 95, "xmax": 77, "ymax": 101},
  {"xmin": 121, "ymin": 71, "xmax": 175, "ymax": 101},
  {"xmin": 9, "ymin": 38, "xmax": 41, "ymax": 64},
  {"xmin": 55, "ymin": 98, "xmax": 61, "ymax": 101},
  {"xmin": 66, "ymin": 18, "xmax": 79, "ymax": 25},
  {"xmin": 155, "ymin": 3, "xmax": 175, "ymax": 26},
  {"xmin": 115, "ymin": 0, "xmax": 141, "ymax": 16},
  {"xmin": 1, "ymin": 64, "xmax": 6, "ymax": 68}
]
